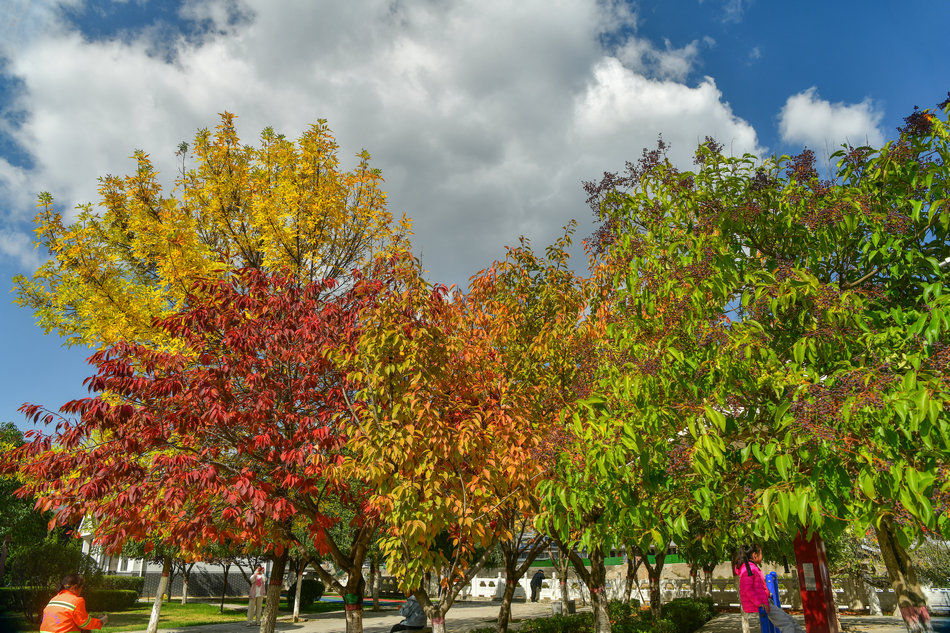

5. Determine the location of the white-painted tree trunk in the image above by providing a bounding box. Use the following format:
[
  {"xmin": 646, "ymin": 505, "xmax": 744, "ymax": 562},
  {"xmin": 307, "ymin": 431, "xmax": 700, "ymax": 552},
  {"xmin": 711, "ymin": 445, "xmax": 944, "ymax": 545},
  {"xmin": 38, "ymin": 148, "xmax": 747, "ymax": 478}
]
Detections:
[
  {"xmin": 292, "ymin": 572, "xmax": 303, "ymax": 623},
  {"xmin": 345, "ymin": 606, "xmax": 364, "ymax": 633},
  {"xmin": 146, "ymin": 567, "xmax": 170, "ymax": 633},
  {"xmin": 866, "ymin": 581, "xmax": 883, "ymax": 615},
  {"xmin": 739, "ymin": 610, "xmax": 751, "ymax": 633}
]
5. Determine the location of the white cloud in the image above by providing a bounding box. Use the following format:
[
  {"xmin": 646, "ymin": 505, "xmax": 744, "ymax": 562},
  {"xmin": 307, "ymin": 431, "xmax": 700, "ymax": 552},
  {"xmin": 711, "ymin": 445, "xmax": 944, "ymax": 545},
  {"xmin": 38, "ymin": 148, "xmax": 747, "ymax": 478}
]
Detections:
[
  {"xmin": 698, "ymin": 0, "xmax": 752, "ymax": 23},
  {"xmin": 0, "ymin": 229, "xmax": 41, "ymax": 271},
  {"xmin": 574, "ymin": 59, "xmax": 760, "ymax": 163},
  {"xmin": 0, "ymin": 0, "xmax": 762, "ymax": 283},
  {"xmin": 778, "ymin": 87, "xmax": 884, "ymax": 150},
  {"xmin": 616, "ymin": 37, "xmax": 704, "ymax": 82}
]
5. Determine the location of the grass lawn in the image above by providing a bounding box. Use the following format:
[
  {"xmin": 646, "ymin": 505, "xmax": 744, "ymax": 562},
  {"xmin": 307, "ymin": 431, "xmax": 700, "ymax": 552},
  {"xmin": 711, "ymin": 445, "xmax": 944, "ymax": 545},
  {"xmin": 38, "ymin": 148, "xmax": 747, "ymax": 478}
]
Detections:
[
  {"xmin": 99, "ymin": 602, "xmax": 246, "ymax": 632},
  {"xmin": 278, "ymin": 600, "xmax": 347, "ymax": 614},
  {"xmin": 9, "ymin": 597, "xmax": 347, "ymax": 632}
]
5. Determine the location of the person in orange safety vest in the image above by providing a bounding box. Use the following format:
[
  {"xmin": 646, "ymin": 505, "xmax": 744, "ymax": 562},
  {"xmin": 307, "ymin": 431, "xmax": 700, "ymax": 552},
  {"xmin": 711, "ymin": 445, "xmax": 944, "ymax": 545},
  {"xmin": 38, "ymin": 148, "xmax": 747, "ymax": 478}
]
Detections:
[{"xmin": 40, "ymin": 574, "xmax": 108, "ymax": 633}]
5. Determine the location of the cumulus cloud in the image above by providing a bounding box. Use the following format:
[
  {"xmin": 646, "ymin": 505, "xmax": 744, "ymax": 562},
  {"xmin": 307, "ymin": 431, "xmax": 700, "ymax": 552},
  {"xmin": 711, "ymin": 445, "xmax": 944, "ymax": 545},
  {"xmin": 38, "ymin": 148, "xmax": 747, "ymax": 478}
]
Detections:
[
  {"xmin": 616, "ymin": 37, "xmax": 704, "ymax": 82},
  {"xmin": 0, "ymin": 0, "xmax": 762, "ymax": 284},
  {"xmin": 0, "ymin": 229, "xmax": 41, "ymax": 271},
  {"xmin": 778, "ymin": 87, "xmax": 884, "ymax": 150}
]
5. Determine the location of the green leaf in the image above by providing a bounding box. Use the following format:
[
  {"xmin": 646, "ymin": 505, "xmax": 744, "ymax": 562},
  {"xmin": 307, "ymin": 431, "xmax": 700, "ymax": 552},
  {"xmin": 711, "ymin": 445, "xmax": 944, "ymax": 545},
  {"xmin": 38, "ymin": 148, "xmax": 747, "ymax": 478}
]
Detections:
[
  {"xmin": 797, "ymin": 491, "xmax": 809, "ymax": 520},
  {"xmin": 858, "ymin": 471, "xmax": 876, "ymax": 500},
  {"xmin": 792, "ymin": 340, "xmax": 805, "ymax": 365},
  {"xmin": 775, "ymin": 454, "xmax": 790, "ymax": 479},
  {"xmin": 705, "ymin": 406, "xmax": 726, "ymax": 431}
]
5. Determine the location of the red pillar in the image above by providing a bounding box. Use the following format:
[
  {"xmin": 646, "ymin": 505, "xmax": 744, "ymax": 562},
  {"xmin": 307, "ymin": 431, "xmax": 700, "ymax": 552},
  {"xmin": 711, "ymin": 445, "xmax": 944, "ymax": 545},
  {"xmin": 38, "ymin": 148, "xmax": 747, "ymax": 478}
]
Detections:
[{"xmin": 793, "ymin": 530, "xmax": 839, "ymax": 633}]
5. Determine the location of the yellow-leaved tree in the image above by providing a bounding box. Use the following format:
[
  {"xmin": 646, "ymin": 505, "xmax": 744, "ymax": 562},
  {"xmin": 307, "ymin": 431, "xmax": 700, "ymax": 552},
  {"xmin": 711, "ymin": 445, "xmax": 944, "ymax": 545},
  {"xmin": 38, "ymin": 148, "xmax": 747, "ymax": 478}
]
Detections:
[
  {"xmin": 14, "ymin": 112, "xmax": 404, "ymax": 349},
  {"xmin": 10, "ymin": 113, "xmax": 405, "ymax": 633}
]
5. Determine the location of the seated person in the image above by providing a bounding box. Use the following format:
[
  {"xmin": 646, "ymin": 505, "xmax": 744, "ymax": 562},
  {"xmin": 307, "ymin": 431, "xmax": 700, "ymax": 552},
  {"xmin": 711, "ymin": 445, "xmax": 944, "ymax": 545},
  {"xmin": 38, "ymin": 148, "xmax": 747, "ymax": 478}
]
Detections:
[{"xmin": 390, "ymin": 593, "xmax": 427, "ymax": 633}]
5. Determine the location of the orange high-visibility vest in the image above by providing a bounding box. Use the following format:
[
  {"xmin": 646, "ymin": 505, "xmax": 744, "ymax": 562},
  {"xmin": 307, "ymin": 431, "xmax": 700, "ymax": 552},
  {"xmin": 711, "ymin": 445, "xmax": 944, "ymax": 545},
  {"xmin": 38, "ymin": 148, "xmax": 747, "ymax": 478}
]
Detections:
[{"xmin": 40, "ymin": 589, "xmax": 103, "ymax": 633}]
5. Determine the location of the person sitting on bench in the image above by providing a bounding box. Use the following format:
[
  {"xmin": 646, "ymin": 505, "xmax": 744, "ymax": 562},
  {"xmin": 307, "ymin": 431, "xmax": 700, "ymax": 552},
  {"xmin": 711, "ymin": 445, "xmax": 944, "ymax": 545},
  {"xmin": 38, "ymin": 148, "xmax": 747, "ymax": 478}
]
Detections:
[{"xmin": 391, "ymin": 592, "xmax": 427, "ymax": 633}]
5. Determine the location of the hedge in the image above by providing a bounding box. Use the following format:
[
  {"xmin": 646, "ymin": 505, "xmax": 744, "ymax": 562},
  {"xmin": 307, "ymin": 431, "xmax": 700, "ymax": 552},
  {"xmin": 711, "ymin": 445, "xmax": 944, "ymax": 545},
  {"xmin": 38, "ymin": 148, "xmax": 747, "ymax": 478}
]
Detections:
[
  {"xmin": 0, "ymin": 587, "xmax": 55, "ymax": 623},
  {"xmin": 659, "ymin": 597, "xmax": 716, "ymax": 633},
  {"xmin": 469, "ymin": 600, "xmax": 682, "ymax": 633},
  {"xmin": 0, "ymin": 586, "xmax": 139, "ymax": 622},
  {"xmin": 469, "ymin": 597, "xmax": 714, "ymax": 633},
  {"xmin": 84, "ymin": 589, "xmax": 140, "ymax": 611},
  {"xmin": 93, "ymin": 575, "xmax": 146, "ymax": 594},
  {"xmin": 287, "ymin": 578, "xmax": 325, "ymax": 610}
]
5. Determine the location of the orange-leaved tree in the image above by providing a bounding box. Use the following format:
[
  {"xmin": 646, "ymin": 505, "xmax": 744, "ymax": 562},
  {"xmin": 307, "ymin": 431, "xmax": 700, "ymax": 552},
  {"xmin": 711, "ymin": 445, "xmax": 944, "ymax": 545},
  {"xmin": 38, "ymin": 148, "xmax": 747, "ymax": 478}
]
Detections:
[
  {"xmin": 465, "ymin": 225, "xmax": 598, "ymax": 633},
  {"xmin": 330, "ymin": 251, "xmax": 549, "ymax": 633}
]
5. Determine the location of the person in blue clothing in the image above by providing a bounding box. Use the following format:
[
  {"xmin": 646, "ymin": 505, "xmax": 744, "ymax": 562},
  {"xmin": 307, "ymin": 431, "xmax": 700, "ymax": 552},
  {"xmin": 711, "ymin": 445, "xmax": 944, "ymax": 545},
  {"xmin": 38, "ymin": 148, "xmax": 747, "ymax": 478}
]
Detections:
[
  {"xmin": 530, "ymin": 570, "xmax": 546, "ymax": 602},
  {"xmin": 390, "ymin": 592, "xmax": 427, "ymax": 633}
]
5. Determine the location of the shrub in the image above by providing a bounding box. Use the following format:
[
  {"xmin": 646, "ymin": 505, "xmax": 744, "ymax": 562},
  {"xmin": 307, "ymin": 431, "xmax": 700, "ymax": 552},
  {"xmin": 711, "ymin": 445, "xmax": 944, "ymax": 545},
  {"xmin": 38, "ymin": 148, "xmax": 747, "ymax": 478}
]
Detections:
[
  {"xmin": 0, "ymin": 586, "xmax": 139, "ymax": 621},
  {"xmin": 608, "ymin": 599, "xmax": 642, "ymax": 624},
  {"xmin": 659, "ymin": 598, "xmax": 716, "ymax": 633},
  {"xmin": 287, "ymin": 578, "xmax": 325, "ymax": 610},
  {"xmin": 513, "ymin": 609, "xmax": 676, "ymax": 633},
  {"xmin": 93, "ymin": 575, "xmax": 146, "ymax": 594},
  {"xmin": 520, "ymin": 612, "xmax": 593, "ymax": 633},
  {"xmin": 84, "ymin": 589, "xmax": 139, "ymax": 611},
  {"xmin": 0, "ymin": 587, "xmax": 55, "ymax": 624},
  {"xmin": 651, "ymin": 619, "xmax": 677, "ymax": 633}
]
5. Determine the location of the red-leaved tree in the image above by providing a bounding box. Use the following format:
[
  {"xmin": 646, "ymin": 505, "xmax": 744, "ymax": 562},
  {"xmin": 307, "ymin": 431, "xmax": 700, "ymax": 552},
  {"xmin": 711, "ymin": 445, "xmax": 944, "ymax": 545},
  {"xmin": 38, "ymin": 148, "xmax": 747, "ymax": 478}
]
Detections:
[{"xmin": 3, "ymin": 268, "xmax": 386, "ymax": 633}]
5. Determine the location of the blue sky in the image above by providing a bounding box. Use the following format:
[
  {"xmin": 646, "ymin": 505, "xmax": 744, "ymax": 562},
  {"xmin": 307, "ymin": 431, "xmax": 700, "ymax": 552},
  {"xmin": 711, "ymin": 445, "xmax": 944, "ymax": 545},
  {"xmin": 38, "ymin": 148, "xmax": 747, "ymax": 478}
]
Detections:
[{"xmin": 0, "ymin": 0, "xmax": 948, "ymax": 432}]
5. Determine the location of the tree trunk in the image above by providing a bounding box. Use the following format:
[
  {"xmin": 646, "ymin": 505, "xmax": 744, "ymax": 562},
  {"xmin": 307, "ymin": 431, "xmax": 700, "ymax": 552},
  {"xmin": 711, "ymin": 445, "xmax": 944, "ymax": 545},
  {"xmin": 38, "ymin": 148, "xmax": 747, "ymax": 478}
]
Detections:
[
  {"xmin": 549, "ymin": 543, "xmax": 571, "ymax": 610},
  {"xmin": 166, "ymin": 565, "xmax": 175, "ymax": 602},
  {"xmin": 865, "ymin": 579, "xmax": 883, "ymax": 615},
  {"xmin": 343, "ymin": 562, "xmax": 367, "ymax": 633},
  {"xmin": 588, "ymin": 547, "xmax": 611, "ymax": 633},
  {"xmin": 496, "ymin": 576, "xmax": 518, "ymax": 633},
  {"xmin": 293, "ymin": 558, "xmax": 305, "ymax": 623},
  {"xmin": 414, "ymin": 540, "xmax": 498, "ymax": 633},
  {"xmin": 646, "ymin": 551, "xmax": 666, "ymax": 620},
  {"xmin": 182, "ymin": 564, "xmax": 194, "ymax": 605},
  {"xmin": 624, "ymin": 553, "xmax": 642, "ymax": 603},
  {"xmin": 146, "ymin": 556, "xmax": 172, "ymax": 633},
  {"xmin": 0, "ymin": 534, "xmax": 9, "ymax": 586},
  {"xmin": 345, "ymin": 605, "xmax": 364, "ymax": 633},
  {"xmin": 875, "ymin": 518, "xmax": 932, "ymax": 633},
  {"xmin": 735, "ymin": 568, "xmax": 749, "ymax": 633},
  {"xmin": 739, "ymin": 610, "xmax": 751, "ymax": 633},
  {"xmin": 496, "ymin": 531, "xmax": 547, "ymax": 633},
  {"xmin": 260, "ymin": 551, "xmax": 288, "ymax": 633},
  {"xmin": 702, "ymin": 563, "xmax": 716, "ymax": 598},
  {"xmin": 370, "ymin": 556, "xmax": 381, "ymax": 611},
  {"xmin": 220, "ymin": 562, "xmax": 231, "ymax": 613}
]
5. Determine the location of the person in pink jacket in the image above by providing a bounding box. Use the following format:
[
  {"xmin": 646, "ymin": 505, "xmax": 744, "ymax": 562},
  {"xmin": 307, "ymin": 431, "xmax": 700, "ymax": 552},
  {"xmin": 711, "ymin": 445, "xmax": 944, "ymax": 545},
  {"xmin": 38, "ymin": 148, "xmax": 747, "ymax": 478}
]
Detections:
[
  {"xmin": 247, "ymin": 565, "xmax": 267, "ymax": 627},
  {"xmin": 734, "ymin": 545, "xmax": 803, "ymax": 633}
]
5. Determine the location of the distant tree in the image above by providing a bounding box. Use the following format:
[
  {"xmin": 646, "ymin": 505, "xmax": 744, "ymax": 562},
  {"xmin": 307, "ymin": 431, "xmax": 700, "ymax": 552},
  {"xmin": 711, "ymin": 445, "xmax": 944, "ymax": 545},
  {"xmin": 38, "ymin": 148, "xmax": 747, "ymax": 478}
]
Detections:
[
  {"xmin": 1, "ymin": 424, "xmax": 42, "ymax": 586},
  {"xmin": 912, "ymin": 539, "xmax": 950, "ymax": 588}
]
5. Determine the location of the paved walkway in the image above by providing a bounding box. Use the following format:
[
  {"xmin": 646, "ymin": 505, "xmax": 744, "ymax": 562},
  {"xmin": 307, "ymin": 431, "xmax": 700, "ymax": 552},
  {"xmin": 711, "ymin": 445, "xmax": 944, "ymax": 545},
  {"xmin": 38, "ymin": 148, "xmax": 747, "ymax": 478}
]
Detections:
[
  {"xmin": 128, "ymin": 603, "xmax": 950, "ymax": 633},
  {"xmin": 698, "ymin": 613, "xmax": 950, "ymax": 633},
  {"xmin": 131, "ymin": 600, "xmax": 555, "ymax": 633}
]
